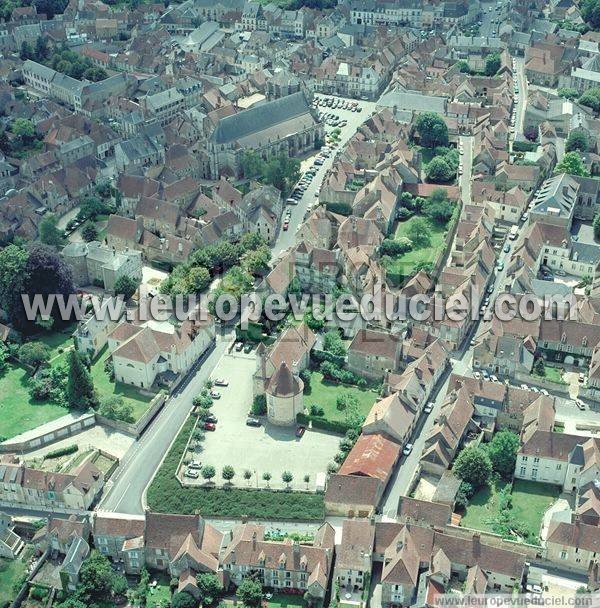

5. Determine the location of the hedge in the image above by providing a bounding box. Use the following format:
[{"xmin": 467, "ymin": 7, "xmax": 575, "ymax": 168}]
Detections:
[
  {"xmin": 147, "ymin": 417, "xmax": 325, "ymax": 520},
  {"xmin": 297, "ymin": 412, "xmax": 350, "ymax": 435},
  {"xmin": 45, "ymin": 444, "xmax": 78, "ymax": 459},
  {"xmin": 512, "ymin": 140, "xmax": 538, "ymax": 152}
]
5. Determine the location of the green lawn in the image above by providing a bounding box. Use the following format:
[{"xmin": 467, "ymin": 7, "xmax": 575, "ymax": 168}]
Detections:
[
  {"xmin": 91, "ymin": 347, "xmax": 153, "ymax": 421},
  {"xmin": 540, "ymin": 366, "xmax": 565, "ymax": 384},
  {"xmin": 383, "ymin": 216, "xmax": 447, "ymax": 280},
  {"xmin": 304, "ymin": 372, "xmax": 378, "ymax": 423},
  {"xmin": 269, "ymin": 594, "xmax": 306, "ymax": 608},
  {"xmin": 0, "ymin": 365, "xmax": 67, "ymax": 440},
  {"xmin": 146, "ymin": 573, "xmax": 171, "ymax": 608},
  {"xmin": 461, "ymin": 480, "xmax": 559, "ymax": 543},
  {"xmin": 0, "ymin": 558, "xmax": 26, "ymax": 605}
]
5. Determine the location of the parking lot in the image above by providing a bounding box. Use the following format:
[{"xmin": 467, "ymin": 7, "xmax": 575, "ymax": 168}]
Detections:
[{"xmin": 180, "ymin": 352, "xmax": 340, "ymax": 491}]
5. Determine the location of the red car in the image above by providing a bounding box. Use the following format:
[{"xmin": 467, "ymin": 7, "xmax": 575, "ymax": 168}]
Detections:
[
  {"xmin": 295, "ymin": 426, "xmax": 306, "ymax": 438},
  {"xmin": 204, "ymin": 422, "xmax": 216, "ymax": 431},
  {"xmin": 283, "ymin": 222, "xmax": 289, "ymax": 231}
]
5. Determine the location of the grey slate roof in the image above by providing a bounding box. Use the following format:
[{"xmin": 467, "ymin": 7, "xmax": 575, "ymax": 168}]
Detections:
[{"xmin": 210, "ymin": 91, "xmax": 313, "ymax": 145}]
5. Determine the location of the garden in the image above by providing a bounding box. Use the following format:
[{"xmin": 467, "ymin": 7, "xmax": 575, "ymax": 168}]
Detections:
[
  {"xmin": 460, "ymin": 479, "xmax": 559, "ymax": 544},
  {"xmin": 452, "ymin": 430, "xmax": 559, "ymax": 544},
  {"xmin": 381, "ymin": 189, "xmax": 456, "ymax": 286},
  {"xmin": 0, "ymin": 324, "xmax": 76, "ymax": 439}
]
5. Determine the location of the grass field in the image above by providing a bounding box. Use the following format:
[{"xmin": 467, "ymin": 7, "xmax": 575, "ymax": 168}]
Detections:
[
  {"xmin": 303, "ymin": 372, "xmax": 377, "ymax": 423},
  {"xmin": 146, "ymin": 573, "xmax": 171, "ymax": 608},
  {"xmin": 460, "ymin": 480, "xmax": 559, "ymax": 542},
  {"xmin": 0, "ymin": 558, "xmax": 26, "ymax": 605},
  {"xmin": 91, "ymin": 347, "xmax": 153, "ymax": 421},
  {"xmin": 383, "ymin": 216, "xmax": 447, "ymax": 279}
]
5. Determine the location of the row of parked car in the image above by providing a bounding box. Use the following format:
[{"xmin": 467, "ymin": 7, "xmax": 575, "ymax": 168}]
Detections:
[{"xmin": 313, "ymin": 96, "xmax": 362, "ymax": 112}]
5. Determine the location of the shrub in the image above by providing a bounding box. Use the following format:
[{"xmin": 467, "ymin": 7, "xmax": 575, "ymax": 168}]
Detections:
[
  {"xmin": 252, "ymin": 394, "xmax": 267, "ymax": 415},
  {"xmin": 46, "ymin": 444, "xmax": 78, "ymax": 459}
]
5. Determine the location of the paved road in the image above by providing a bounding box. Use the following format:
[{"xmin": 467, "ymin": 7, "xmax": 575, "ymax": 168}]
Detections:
[
  {"xmin": 459, "ymin": 135, "xmax": 473, "ymax": 203},
  {"xmin": 271, "ymin": 95, "xmax": 377, "ymax": 258},
  {"xmin": 513, "ymin": 57, "xmax": 528, "ymax": 138},
  {"xmin": 98, "ymin": 330, "xmax": 233, "ymax": 514}
]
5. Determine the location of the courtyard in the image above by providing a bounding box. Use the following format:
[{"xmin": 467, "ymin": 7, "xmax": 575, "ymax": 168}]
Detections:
[{"xmin": 181, "ymin": 353, "xmax": 340, "ymax": 491}]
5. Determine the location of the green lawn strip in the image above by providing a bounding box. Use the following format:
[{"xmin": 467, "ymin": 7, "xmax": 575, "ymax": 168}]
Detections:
[
  {"xmin": 90, "ymin": 347, "xmax": 153, "ymax": 421},
  {"xmin": 537, "ymin": 366, "xmax": 565, "ymax": 384},
  {"xmin": 0, "ymin": 558, "xmax": 27, "ymax": 605},
  {"xmin": 146, "ymin": 573, "xmax": 172, "ymax": 608},
  {"xmin": 304, "ymin": 372, "xmax": 377, "ymax": 423},
  {"xmin": 147, "ymin": 418, "xmax": 325, "ymax": 520},
  {"xmin": 460, "ymin": 480, "xmax": 559, "ymax": 542}
]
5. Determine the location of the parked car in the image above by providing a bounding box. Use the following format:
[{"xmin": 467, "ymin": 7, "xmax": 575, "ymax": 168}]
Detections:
[
  {"xmin": 576, "ymin": 399, "xmax": 586, "ymax": 411},
  {"xmin": 503, "ymin": 243, "xmax": 510, "ymax": 253},
  {"xmin": 579, "ymin": 373, "xmax": 586, "ymax": 383},
  {"xmin": 205, "ymin": 414, "xmax": 218, "ymax": 424},
  {"xmin": 210, "ymin": 390, "xmax": 221, "ymax": 399},
  {"xmin": 235, "ymin": 342, "xmax": 243, "ymax": 351},
  {"xmin": 490, "ymin": 374, "xmax": 499, "ymax": 383},
  {"xmin": 246, "ymin": 417, "xmax": 261, "ymax": 427},
  {"xmin": 244, "ymin": 343, "xmax": 253, "ymax": 353},
  {"xmin": 295, "ymin": 426, "xmax": 306, "ymax": 438},
  {"xmin": 204, "ymin": 422, "xmax": 216, "ymax": 431},
  {"xmin": 423, "ymin": 402, "xmax": 434, "ymax": 414},
  {"xmin": 213, "ymin": 378, "xmax": 228, "ymax": 386},
  {"xmin": 540, "ymin": 389, "xmax": 549, "ymax": 396},
  {"xmin": 283, "ymin": 221, "xmax": 289, "ymax": 231},
  {"xmin": 188, "ymin": 460, "xmax": 202, "ymax": 469},
  {"xmin": 184, "ymin": 469, "xmax": 199, "ymax": 479},
  {"xmin": 496, "ymin": 261, "xmax": 504, "ymax": 271},
  {"xmin": 403, "ymin": 443, "xmax": 413, "ymax": 456}
]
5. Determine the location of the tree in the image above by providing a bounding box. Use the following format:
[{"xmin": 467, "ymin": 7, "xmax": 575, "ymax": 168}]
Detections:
[
  {"xmin": 244, "ymin": 246, "xmax": 271, "ymax": 276},
  {"xmin": 0, "ymin": 342, "xmax": 8, "ymax": 374},
  {"xmin": 11, "ymin": 118, "xmax": 35, "ymax": 144},
  {"xmin": 185, "ymin": 266, "xmax": 211, "ymax": 293},
  {"xmin": 262, "ymin": 472, "xmax": 272, "ymax": 486},
  {"xmin": 171, "ymin": 591, "xmax": 197, "ymax": 608},
  {"xmin": 19, "ymin": 244, "xmax": 75, "ymax": 332},
  {"xmin": 533, "ymin": 357, "xmax": 546, "ymax": 377},
  {"xmin": 413, "ymin": 112, "xmax": 449, "ymax": 148},
  {"xmin": 555, "ymin": 151, "xmax": 590, "ymax": 177},
  {"xmin": 304, "ymin": 474, "xmax": 310, "ymax": 489},
  {"xmin": 98, "ymin": 396, "xmax": 134, "ymax": 423},
  {"xmin": 252, "ymin": 394, "xmax": 267, "ymax": 415},
  {"xmin": 240, "ymin": 232, "xmax": 266, "ymax": 252},
  {"xmin": 222, "ymin": 465, "xmax": 235, "ymax": 483},
  {"xmin": 196, "ymin": 573, "xmax": 223, "ymax": 606},
  {"xmin": 236, "ymin": 578, "xmax": 263, "ymax": 607},
  {"xmin": 114, "ymin": 275, "xmax": 138, "ymax": 301},
  {"xmin": 406, "ymin": 217, "xmax": 431, "ymax": 248},
  {"xmin": 243, "ymin": 469, "xmax": 253, "ymax": 485},
  {"xmin": 565, "ymin": 130, "xmax": 590, "ymax": 153},
  {"xmin": 484, "ymin": 53, "xmax": 501, "ymax": 76},
  {"xmin": 35, "ymin": 36, "xmax": 49, "ymax": 61},
  {"xmin": 81, "ymin": 223, "xmax": 98, "ymax": 242},
  {"xmin": 323, "ymin": 330, "xmax": 346, "ymax": 356},
  {"xmin": 453, "ymin": 446, "xmax": 493, "ymax": 488},
  {"xmin": 76, "ymin": 550, "xmax": 115, "ymax": 604},
  {"xmin": 66, "ymin": 350, "xmax": 98, "ymax": 410},
  {"xmin": 579, "ymin": 86, "xmax": 600, "ymax": 112},
  {"xmin": 426, "ymin": 157, "xmax": 454, "ymax": 183},
  {"xmin": 557, "ymin": 87, "xmax": 579, "ymax": 100},
  {"xmin": 282, "ymin": 470, "xmax": 293, "ymax": 488},
  {"xmin": 423, "ymin": 189, "xmax": 454, "ymax": 223},
  {"xmin": 582, "ymin": 0, "xmax": 600, "ymax": 30},
  {"xmin": 240, "ymin": 150, "xmax": 266, "ymax": 179},
  {"xmin": 456, "ymin": 60, "xmax": 471, "ymax": 73},
  {"xmin": 486, "ymin": 430, "xmax": 520, "ymax": 479},
  {"xmin": 39, "ymin": 214, "xmax": 63, "ymax": 247},
  {"xmin": 18, "ymin": 341, "xmax": 51, "ymax": 368},
  {"xmin": 594, "ymin": 212, "xmax": 600, "ymax": 240},
  {"xmin": 55, "ymin": 600, "xmax": 88, "ymax": 608},
  {"xmin": 336, "ymin": 392, "xmax": 359, "ymax": 412},
  {"xmin": 20, "ymin": 41, "xmax": 34, "ymax": 60},
  {"xmin": 201, "ymin": 465, "xmax": 216, "ymax": 482}
]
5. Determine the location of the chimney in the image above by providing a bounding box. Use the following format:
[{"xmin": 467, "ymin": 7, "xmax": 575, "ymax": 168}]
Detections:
[
  {"xmin": 252, "ymin": 531, "xmax": 257, "ymax": 551},
  {"xmin": 293, "ymin": 540, "xmax": 300, "ymax": 556},
  {"xmin": 473, "ymin": 533, "xmax": 481, "ymax": 557}
]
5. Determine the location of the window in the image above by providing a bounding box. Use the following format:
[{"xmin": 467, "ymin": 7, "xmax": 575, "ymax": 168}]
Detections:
[{"xmin": 560, "ymin": 551, "xmax": 567, "ymax": 560}]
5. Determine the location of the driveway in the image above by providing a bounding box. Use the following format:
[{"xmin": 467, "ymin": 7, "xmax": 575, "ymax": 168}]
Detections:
[{"xmin": 182, "ymin": 353, "xmax": 339, "ymax": 491}]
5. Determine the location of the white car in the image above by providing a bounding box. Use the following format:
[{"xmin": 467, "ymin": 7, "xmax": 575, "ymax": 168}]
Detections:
[
  {"xmin": 474, "ymin": 371, "xmax": 481, "ymax": 379},
  {"xmin": 403, "ymin": 443, "xmax": 414, "ymax": 456},
  {"xmin": 213, "ymin": 378, "xmax": 228, "ymax": 386},
  {"xmin": 490, "ymin": 374, "xmax": 499, "ymax": 383},
  {"xmin": 424, "ymin": 402, "xmax": 434, "ymax": 414}
]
